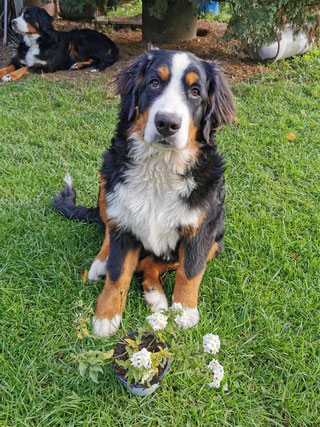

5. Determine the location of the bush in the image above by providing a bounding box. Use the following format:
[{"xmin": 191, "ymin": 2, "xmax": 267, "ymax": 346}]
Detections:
[{"xmin": 223, "ymin": 0, "xmax": 320, "ymax": 48}]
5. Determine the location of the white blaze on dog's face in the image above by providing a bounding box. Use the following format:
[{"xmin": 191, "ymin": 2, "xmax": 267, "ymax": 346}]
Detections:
[
  {"xmin": 11, "ymin": 10, "xmax": 30, "ymax": 34},
  {"xmin": 131, "ymin": 51, "xmax": 210, "ymax": 151},
  {"xmin": 144, "ymin": 53, "xmax": 192, "ymax": 150}
]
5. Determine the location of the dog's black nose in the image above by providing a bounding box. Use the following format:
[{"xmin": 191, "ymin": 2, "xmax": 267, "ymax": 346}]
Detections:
[{"xmin": 155, "ymin": 112, "xmax": 181, "ymax": 137}]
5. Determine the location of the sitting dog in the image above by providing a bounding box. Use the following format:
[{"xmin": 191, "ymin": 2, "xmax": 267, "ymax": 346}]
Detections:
[
  {"xmin": 0, "ymin": 6, "xmax": 119, "ymax": 82},
  {"xmin": 52, "ymin": 49, "xmax": 235, "ymax": 337}
]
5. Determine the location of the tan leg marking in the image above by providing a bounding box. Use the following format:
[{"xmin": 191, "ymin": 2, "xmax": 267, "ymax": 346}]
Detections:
[
  {"xmin": 0, "ymin": 65, "xmax": 16, "ymax": 78},
  {"xmin": 71, "ymin": 59, "xmax": 94, "ymax": 69},
  {"xmin": 173, "ymin": 246, "xmax": 204, "ymax": 309},
  {"xmin": 94, "ymin": 247, "xmax": 141, "ymax": 321},
  {"xmin": 88, "ymin": 174, "xmax": 109, "ymax": 281},
  {"xmin": 207, "ymin": 241, "xmax": 219, "ymax": 261},
  {"xmin": 4, "ymin": 67, "xmax": 29, "ymax": 81},
  {"xmin": 136, "ymin": 256, "xmax": 178, "ymax": 312}
]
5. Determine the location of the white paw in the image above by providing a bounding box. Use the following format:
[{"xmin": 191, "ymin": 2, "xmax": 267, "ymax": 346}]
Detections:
[
  {"xmin": 2, "ymin": 74, "xmax": 11, "ymax": 82},
  {"xmin": 90, "ymin": 68, "xmax": 99, "ymax": 73},
  {"xmin": 93, "ymin": 315, "xmax": 121, "ymax": 337},
  {"xmin": 144, "ymin": 290, "xmax": 168, "ymax": 312},
  {"xmin": 70, "ymin": 63, "xmax": 79, "ymax": 70},
  {"xmin": 180, "ymin": 307, "xmax": 200, "ymax": 329},
  {"xmin": 88, "ymin": 259, "xmax": 107, "ymax": 282}
]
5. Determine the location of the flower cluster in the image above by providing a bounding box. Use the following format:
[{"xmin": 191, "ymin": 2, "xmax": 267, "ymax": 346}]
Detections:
[
  {"xmin": 172, "ymin": 302, "xmax": 188, "ymax": 328},
  {"xmin": 146, "ymin": 312, "xmax": 168, "ymax": 331},
  {"xmin": 203, "ymin": 333, "xmax": 221, "ymax": 354},
  {"xmin": 130, "ymin": 348, "xmax": 152, "ymax": 369},
  {"xmin": 208, "ymin": 358, "xmax": 224, "ymax": 388},
  {"xmin": 141, "ymin": 369, "xmax": 156, "ymax": 384}
]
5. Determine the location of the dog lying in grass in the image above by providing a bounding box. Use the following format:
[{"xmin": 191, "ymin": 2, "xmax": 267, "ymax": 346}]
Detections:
[{"xmin": 0, "ymin": 6, "xmax": 119, "ymax": 82}]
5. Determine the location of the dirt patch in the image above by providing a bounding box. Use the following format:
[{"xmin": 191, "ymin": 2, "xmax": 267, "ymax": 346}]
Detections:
[{"xmin": 0, "ymin": 19, "xmax": 268, "ymax": 86}]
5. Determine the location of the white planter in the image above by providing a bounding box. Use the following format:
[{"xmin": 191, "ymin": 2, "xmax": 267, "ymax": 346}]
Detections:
[{"xmin": 248, "ymin": 25, "xmax": 313, "ymax": 62}]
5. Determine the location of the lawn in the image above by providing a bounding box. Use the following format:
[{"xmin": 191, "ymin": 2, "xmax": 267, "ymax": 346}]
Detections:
[{"xmin": 0, "ymin": 49, "xmax": 319, "ymax": 426}]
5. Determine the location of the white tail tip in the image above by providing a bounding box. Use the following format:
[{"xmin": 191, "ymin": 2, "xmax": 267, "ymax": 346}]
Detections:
[{"xmin": 64, "ymin": 173, "xmax": 73, "ymax": 187}]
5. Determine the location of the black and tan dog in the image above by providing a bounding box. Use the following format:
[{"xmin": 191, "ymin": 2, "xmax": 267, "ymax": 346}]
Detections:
[
  {"xmin": 0, "ymin": 6, "xmax": 119, "ymax": 82},
  {"xmin": 53, "ymin": 49, "xmax": 235, "ymax": 337}
]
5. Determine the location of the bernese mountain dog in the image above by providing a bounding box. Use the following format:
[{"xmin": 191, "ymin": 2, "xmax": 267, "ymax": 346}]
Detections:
[
  {"xmin": 0, "ymin": 6, "xmax": 119, "ymax": 82},
  {"xmin": 52, "ymin": 49, "xmax": 235, "ymax": 337}
]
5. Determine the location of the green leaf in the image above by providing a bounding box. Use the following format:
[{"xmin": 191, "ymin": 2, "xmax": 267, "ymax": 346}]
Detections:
[
  {"xmin": 102, "ymin": 349, "xmax": 114, "ymax": 359},
  {"xmin": 79, "ymin": 363, "xmax": 87, "ymax": 377},
  {"xmin": 89, "ymin": 367, "xmax": 100, "ymax": 383}
]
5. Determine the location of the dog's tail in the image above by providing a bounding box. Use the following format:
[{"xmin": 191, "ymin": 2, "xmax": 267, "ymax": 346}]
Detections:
[{"xmin": 52, "ymin": 174, "xmax": 103, "ymax": 226}]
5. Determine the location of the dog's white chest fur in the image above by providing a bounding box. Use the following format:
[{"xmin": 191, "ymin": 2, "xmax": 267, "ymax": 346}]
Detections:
[
  {"xmin": 107, "ymin": 140, "xmax": 200, "ymax": 259},
  {"xmin": 22, "ymin": 35, "xmax": 46, "ymax": 67}
]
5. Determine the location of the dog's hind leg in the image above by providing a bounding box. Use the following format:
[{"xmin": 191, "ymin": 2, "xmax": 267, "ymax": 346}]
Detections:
[
  {"xmin": 70, "ymin": 59, "xmax": 94, "ymax": 70},
  {"xmin": 136, "ymin": 257, "xmax": 178, "ymax": 313}
]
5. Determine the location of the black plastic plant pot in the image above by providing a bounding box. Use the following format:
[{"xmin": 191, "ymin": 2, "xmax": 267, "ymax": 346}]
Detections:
[{"xmin": 112, "ymin": 331, "xmax": 170, "ymax": 396}]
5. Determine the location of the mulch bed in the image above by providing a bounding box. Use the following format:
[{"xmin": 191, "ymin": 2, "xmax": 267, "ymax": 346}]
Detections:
[{"xmin": 0, "ymin": 19, "xmax": 269, "ymax": 87}]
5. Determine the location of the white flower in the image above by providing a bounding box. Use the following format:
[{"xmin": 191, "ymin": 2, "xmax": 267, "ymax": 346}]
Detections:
[
  {"xmin": 172, "ymin": 303, "xmax": 189, "ymax": 327},
  {"xmin": 208, "ymin": 358, "xmax": 224, "ymax": 386},
  {"xmin": 130, "ymin": 348, "xmax": 152, "ymax": 369},
  {"xmin": 203, "ymin": 333, "xmax": 221, "ymax": 354},
  {"xmin": 141, "ymin": 369, "xmax": 155, "ymax": 384},
  {"xmin": 208, "ymin": 358, "xmax": 220, "ymax": 371},
  {"xmin": 172, "ymin": 302, "xmax": 185, "ymax": 312},
  {"xmin": 146, "ymin": 312, "xmax": 168, "ymax": 331},
  {"xmin": 209, "ymin": 379, "xmax": 221, "ymax": 388}
]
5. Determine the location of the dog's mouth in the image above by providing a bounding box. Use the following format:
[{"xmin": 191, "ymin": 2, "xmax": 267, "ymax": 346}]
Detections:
[{"xmin": 151, "ymin": 135, "xmax": 176, "ymax": 150}]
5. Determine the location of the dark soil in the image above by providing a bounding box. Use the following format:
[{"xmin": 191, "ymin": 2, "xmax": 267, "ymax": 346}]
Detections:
[
  {"xmin": 112, "ymin": 331, "xmax": 168, "ymax": 387},
  {"xmin": 0, "ymin": 19, "xmax": 270, "ymax": 87}
]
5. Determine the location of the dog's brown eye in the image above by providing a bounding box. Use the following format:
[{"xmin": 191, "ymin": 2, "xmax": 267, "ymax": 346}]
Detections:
[
  {"xmin": 191, "ymin": 87, "xmax": 200, "ymax": 97},
  {"xmin": 150, "ymin": 79, "xmax": 160, "ymax": 88}
]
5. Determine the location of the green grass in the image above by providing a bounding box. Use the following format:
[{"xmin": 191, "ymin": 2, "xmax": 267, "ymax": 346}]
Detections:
[{"xmin": 0, "ymin": 50, "xmax": 319, "ymax": 425}]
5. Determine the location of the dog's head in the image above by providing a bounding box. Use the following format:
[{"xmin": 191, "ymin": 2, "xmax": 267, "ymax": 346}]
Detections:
[
  {"xmin": 11, "ymin": 6, "xmax": 53, "ymax": 36},
  {"xmin": 118, "ymin": 50, "xmax": 235, "ymax": 150}
]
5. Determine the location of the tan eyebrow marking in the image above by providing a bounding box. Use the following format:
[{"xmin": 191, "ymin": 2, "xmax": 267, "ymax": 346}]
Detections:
[
  {"xmin": 157, "ymin": 65, "xmax": 170, "ymax": 81},
  {"xmin": 185, "ymin": 71, "xmax": 199, "ymax": 86}
]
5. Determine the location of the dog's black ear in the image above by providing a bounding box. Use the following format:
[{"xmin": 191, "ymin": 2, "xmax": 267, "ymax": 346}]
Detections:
[
  {"xmin": 202, "ymin": 60, "xmax": 235, "ymax": 145},
  {"xmin": 37, "ymin": 8, "xmax": 54, "ymax": 34},
  {"xmin": 117, "ymin": 52, "xmax": 151, "ymax": 121}
]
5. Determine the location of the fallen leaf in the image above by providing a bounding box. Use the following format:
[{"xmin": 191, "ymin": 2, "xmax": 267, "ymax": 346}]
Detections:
[
  {"xmin": 77, "ymin": 332, "xmax": 83, "ymax": 339},
  {"xmin": 291, "ymin": 253, "xmax": 297, "ymax": 261},
  {"xmin": 234, "ymin": 118, "xmax": 240, "ymax": 125},
  {"xmin": 301, "ymin": 110, "xmax": 307, "ymax": 116},
  {"xmin": 62, "ymin": 162, "xmax": 69, "ymax": 167},
  {"xmin": 286, "ymin": 132, "xmax": 296, "ymax": 141},
  {"xmin": 81, "ymin": 269, "xmax": 88, "ymax": 282},
  {"xmin": 297, "ymin": 235, "xmax": 303, "ymax": 240}
]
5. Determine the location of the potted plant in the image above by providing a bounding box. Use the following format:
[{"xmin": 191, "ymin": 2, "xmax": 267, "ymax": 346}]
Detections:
[
  {"xmin": 222, "ymin": 0, "xmax": 319, "ymax": 62},
  {"xmin": 74, "ymin": 303, "xmax": 226, "ymax": 396}
]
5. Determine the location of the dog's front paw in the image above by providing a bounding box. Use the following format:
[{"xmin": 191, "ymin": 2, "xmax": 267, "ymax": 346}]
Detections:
[
  {"xmin": 90, "ymin": 68, "xmax": 99, "ymax": 73},
  {"xmin": 69, "ymin": 63, "xmax": 79, "ymax": 70},
  {"xmin": 173, "ymin": 304, "xmax": 199, "ymax": 329},
  {"xmin": 2, "ymin": 74, "xmax": 11, "ymax": 82},
  {"xmin": 88, "ymin": 259, "xmax": 107, "ymax": 282},
  {"xmin": 144, "ymin": 290, "xmax": 168, "ymax": 312},
  {"xmin": 93, "ymin": 315, "xmax": 121, "ymax": 337}
]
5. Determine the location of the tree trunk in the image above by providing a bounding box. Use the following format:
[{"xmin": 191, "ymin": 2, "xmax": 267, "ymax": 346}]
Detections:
[{"xmin": 142, "ymin": 0, "xmax": 198, "ymax": 43}]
